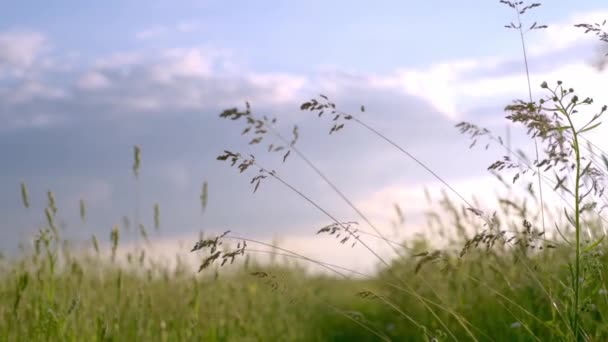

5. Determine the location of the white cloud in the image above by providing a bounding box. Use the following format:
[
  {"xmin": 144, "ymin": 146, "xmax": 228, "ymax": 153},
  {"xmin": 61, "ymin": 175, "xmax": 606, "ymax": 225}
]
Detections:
[
  {"xmin": 263, "ymin": 233, "xmax": 395, "ymax": 274},
  {"xmin": 528, "ymin": 10, "xmax": 608, "ymax": 56},
  {"xmin": 122, "ymin": 96, "xmax": 163, "ymax": 112},
  {"xmin": 0, "ymin": 31, "xmax": 49, "ymax": 82},
  {"xmin": 351, "ymin": 13, "xmax": 608, "ymax": 121},
  {"xmin": 357, "ymin": 175, "xmax": 501, "ymax": 221},
  {"xmin": 387, "ymin": 66, "xmax": 465, "ymax": 119},
  {"xmin": 150, "ymin": 48, "xmax": 213, "ymax": 82},
  {"xmin": 322, "ymin": 9, "xmax": 606, "ymax": 121},
  {"xmin": 95, "ymin": 52, "xmax": 142, "ymax": 70},
  {"xmin": 314, "ymin": 58, "xmax": 509, "ymax": 120},
  {"xmin": 61, "ymin": 46, "xmax": 307, "ymax": 116},
  {"xmin": 8, "ymin": 80, "xmax": 67, "ymax": 104},
  {"xmin": 77, "ymin": 71, "xmax": 111, "ymax": 90},
  {"xmin": 4, "ymin": 12, "xmax": 605, "ymax": 133},
  {"xmin": 0, "ymin": 31, "xmax": 47, "ymax": 70},
  {"xmin": 246, "ymin": 72, "xmax": 307, "ymax": 104}
]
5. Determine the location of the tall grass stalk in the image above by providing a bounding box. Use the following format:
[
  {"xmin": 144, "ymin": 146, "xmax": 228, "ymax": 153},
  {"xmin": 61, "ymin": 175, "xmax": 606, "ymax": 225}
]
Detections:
[
  {"xmin": 503, "ymin": 0, "xmax": 547, "ymax": 235},
  {"xmin": 133, "ymin": 145, "xmax": 142, "ymax": 239}
]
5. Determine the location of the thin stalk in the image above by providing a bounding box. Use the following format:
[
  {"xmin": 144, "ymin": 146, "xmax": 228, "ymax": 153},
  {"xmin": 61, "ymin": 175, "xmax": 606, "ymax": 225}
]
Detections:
[
  {"xmin": 461, "ymin": 125, "xmax": 608, "ymax": 230},
  {"xmin": 563, "ymin": 109, "xmax": 582, "ymax": 340},
  {"xmin": 503, "ymin": 238, "xmax": 573, "ymax": 336},
  {"xmin": 237, "ymin": 239, "xmax": 488, "ymax": 341},
  {"xmin": 227, "ymin": 158, "xmax": 460, "ymax": 339},
  {"xmin": 327, "ymin": 304, "xmax": 392, "ymax": 342},
  {"xmin": 514, "ymin": 3, "xmax": 546, "ymax": 235},
  {"xmin": 319, "ymin": 113, "xmax": 571, "ymax": 333},
  {"xmin": 260, "ymin": 161, "xmax": 470, "ymax": 339},
  {"xmin": 360, "ymin": 112, "xmax": 572, "ymax": 332},
  {"xmin": 550, "ymin": 88, "xmax": 586, "ymax": 339},
  {"xmin": 351, "ymin": 116, "xmax": 474, "ymax": 210},
  {"xmin": 263, "ymin": 122, "xmax": 403, "ymax": 258},
  {"xmin": 262, "ymin": 164, "xmax": 391, "ymax": 269},
  {"xmin": 227, "ymin": 236, "xmax": 430, "ymax": 336}
]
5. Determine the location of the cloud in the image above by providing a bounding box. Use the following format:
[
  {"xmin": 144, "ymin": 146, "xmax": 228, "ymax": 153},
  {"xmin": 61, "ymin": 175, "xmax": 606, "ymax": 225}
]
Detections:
[
  {"xmin": 245, "ymin": 72, "xmax": 307, "ymax": 104},
  {"xmin": 7, "ymin": 80, "xmax": 67, "ymax": 104},
  {"xmin": 351, "ymin": 22, "xmax": 608, "ymax": 122},
  {"xmin": 312, "ymin": 57, "xmax": 515, "ymax": 120},
  {"xmin": 316, "ymin": 9, "xmax": 605, "ymax": 122},
  {"xmin": 528, "ymin": 10, "xmax": 608, "ymax": 56},
  {"xmin": 356, "ymin": 175, "xmax": 502, "ymax": 224},
  {"xmin": 77, "ymin": 71, "xmax": 111, "ymax": 90},
  {"xmin": 4, "ymin": 17, "xmax": 604, "ymax": 130},
  {"xmin": 94, "ymin": 52, "xmax": 143, "ymax": 70},
  {"xmin": 0, "ymin": 42, "xmax": 314, "ymax": 126},
  {"xmin": 150, "ymin": 48, "xmax": 214, "ymax": 82},
  {"xmin": 0, "ymin": 31, "xmax": 47, "ymax": 72},
  {"xmin": 378, "ymin": 60, "xmax": 490, "ymax": 119},
  {"xmin": 0, "ymin": 73, "xmax": 68, "ymax": 128}
]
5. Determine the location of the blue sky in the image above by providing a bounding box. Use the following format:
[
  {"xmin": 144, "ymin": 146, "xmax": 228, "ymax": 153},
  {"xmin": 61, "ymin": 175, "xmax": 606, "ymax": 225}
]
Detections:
[
  {"xmin": 3, "ymin": 0, "xmax": 606, "ymax": 72},
  {"xmin": 1, "ymin": 1, "xmax": 608, "ymax": 267}
]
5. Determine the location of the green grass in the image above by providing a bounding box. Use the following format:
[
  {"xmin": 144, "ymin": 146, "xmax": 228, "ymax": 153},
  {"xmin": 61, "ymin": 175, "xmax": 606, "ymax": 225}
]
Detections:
[
  {"xmin": 0, "ymin": 251, "xmax": 398, "ymax": 341},
  {"xmin": 0, "ymin": 221, "xmax": 607, "ymax": 341}
]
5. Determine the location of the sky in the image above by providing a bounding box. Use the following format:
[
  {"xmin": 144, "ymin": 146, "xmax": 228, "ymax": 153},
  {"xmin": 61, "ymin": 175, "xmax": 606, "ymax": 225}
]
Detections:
[{"xmin": 1, "ymin": 0, "xmax": 608, "ymax": 270}]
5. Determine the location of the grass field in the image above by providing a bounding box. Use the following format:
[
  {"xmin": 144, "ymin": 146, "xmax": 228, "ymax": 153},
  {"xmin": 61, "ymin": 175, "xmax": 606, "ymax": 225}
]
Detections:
[{"xmin": 1, "ymin": 190, "xmax": 607, "ymax": 341}]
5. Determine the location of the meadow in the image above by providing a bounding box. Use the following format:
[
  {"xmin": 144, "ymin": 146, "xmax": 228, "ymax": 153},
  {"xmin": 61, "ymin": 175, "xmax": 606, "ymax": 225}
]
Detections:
[{"xmin": 2, "ymin": 1, "xmax": 608, "ymax": 341}]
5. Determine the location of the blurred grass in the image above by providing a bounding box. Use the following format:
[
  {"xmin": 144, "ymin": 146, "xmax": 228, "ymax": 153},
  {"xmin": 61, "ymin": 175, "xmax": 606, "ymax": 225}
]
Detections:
[
  {"xmin": 1, "ymin": 222, "xmax": 606, "ymax": 341},
  {"xmin": 3, "ymin": 172, "xmax": 608, "ymax": 341}
]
